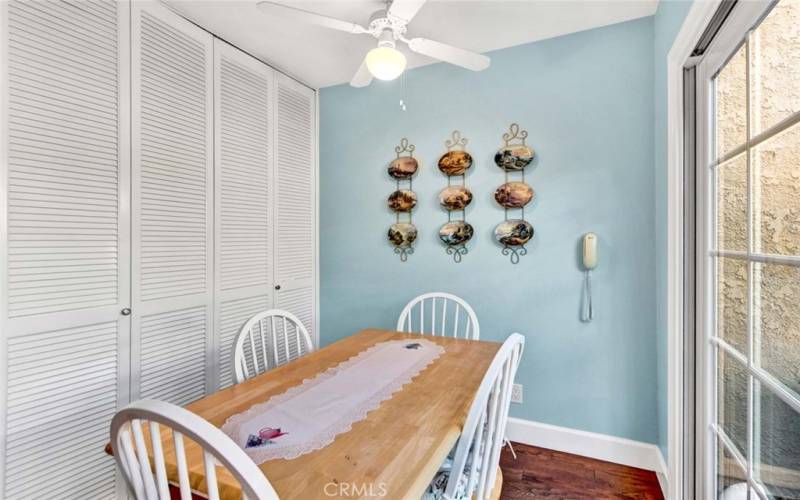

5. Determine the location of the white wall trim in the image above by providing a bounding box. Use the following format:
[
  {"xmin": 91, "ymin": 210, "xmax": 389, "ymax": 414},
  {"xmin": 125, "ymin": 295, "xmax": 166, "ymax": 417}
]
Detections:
[
  {"xmin": 506, "ymin": 418, "xmax": 668, "ymax": 497},
  {"xmin": 665, "ymin": 2, "xmax": 723, "ymax": 499},
  {"xmin": 314, "ymin": 87, "xmax": 320, "ymax": 350},
  {"xmin": 656, "ymin": 445, "xmax": 670, "ymax": 498}
]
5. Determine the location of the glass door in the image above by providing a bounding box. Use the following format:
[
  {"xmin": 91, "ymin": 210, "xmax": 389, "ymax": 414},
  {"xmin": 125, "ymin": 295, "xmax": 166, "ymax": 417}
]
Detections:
[{"xmin": 698, "ymin": 0, "xmax": 800, "ymax": 498}]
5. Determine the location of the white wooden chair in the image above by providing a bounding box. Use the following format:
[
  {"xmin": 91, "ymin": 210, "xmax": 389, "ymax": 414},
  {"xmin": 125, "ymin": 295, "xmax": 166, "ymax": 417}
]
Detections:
[
  {"xmin": 110, "ymin": 399, "xmax": 279, "ymax": 500},
  {"xmin": 396, "ymin": 292, "xmax": 480, "ymax": 339},
  {"xmin": 425, "ymin": 333, "xmax": 525, "ymax": 500},
  {"xmin": 233, "ymin": 309, "xmax": 314, "ymax": 384}
]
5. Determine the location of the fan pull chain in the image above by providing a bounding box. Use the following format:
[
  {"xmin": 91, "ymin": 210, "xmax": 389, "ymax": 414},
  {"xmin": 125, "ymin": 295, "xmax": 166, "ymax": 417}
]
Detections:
[{"xmin": 399, "ymin": 71, "xmax": 407, "ymax": 111}]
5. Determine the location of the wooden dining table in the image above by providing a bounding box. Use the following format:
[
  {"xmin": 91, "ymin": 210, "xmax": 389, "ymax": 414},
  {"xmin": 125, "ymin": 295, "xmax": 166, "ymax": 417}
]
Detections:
[{"xmin": 109, "ymin": 328, "xmax": 501, "ymax": 499}]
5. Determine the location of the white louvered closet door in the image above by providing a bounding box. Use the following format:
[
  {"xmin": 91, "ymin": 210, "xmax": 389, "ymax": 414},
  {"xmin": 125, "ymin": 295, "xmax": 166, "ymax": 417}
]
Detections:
[
  {"xmin": 0, "ymin": 1, "xmax": 130, "ymax": 498},
  {"xmin": 273, "ymin": 74, "xmax": 317, "ymax": 346},
  {"xmin": 213, "ymin": 40, "xmax": 274, "ymax": 389},
  {"xmin": 131, "ymin": 2, "xmax": 214, "ymax": 405}
]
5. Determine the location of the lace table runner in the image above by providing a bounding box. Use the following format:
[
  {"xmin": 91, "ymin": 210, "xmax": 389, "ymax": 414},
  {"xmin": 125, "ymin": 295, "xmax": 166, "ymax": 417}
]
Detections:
[{"xmin": 222, "ymin": 338, "xmax": 445, "ymax": 463}]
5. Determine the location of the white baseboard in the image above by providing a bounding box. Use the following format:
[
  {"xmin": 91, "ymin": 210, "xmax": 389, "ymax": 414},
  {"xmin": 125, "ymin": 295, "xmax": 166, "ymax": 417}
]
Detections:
[
  {"xmin": 655, "ymin": 450, "xmax": 670, "ymax": 498},
  {"xmin": 506, "ymin": 417, "xmax": 669, "ymax": 498}
]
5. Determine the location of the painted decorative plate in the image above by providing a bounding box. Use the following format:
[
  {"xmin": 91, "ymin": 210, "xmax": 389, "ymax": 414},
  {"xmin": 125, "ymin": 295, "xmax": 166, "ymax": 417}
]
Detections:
[
  {"xmin": 439, "ymin": 221, "xmax": 474, "ymax": 246},
  {"xmin": 494, "ymin": 219, "xmax": 534, "ymax": 246},
  {"xmin": 387, "ymin": 190, "xmax": 417, "ymax": 212},
  {"xmin": 494, "ymin": 182, "xmax": 534, "ymax": 208},
  {"xmin": 388, "ymin": 223, "xmax": 417, "ymax": 247},
  {"xmin": 388, "ymin": 157, "xmax": 418, "ymax": 179},
  {"xmin": 438, "ymin": 186, "xmax": 473, "ymax": 211},
  {"xmin": 494, "ymin": 145, "xmax": 534, "ymax": 171},
  {"xmin": 438, "ymin": 151, "xmax": 473, "ymax": 176}
]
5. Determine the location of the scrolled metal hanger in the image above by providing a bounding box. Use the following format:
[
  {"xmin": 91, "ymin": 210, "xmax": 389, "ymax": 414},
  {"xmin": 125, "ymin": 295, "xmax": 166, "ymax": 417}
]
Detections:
[
  {"xmin": 445, "ymin": 130, "xmax": 468, "ymax": 151},
  {"xmin": 446, "ymin": 245, "xmax": 469, "ymax": 263},
  {"xmin": 394, "ymin": 245, "xmax": 414, "ymax": 262},
  {"xmin": 502, "ymin": 245, "xmax": 527, "ymax": 265},
  {"xmin": 494, "ymin": 123, "xmax": 535, "ymax": 264},
  {"xmin": 438, "ymin": 130, "xmax": 474, "ymax": 263},
  {"xmin": 387, "ymin": 137, "xmax": 418, "ymax": 262},
  {"xmin": 395, "ymin": 137, "xmax": 415, "ymax": 158},
  {"xmin": 502, "ymin": 122, "xmax": 528, "ymax": 147}
]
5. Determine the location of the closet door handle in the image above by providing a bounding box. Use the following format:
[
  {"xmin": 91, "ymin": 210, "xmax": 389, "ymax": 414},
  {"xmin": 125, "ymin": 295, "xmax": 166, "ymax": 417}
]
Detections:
[
  {"xmin": 274, "ymin": 285, "xmax": 281, "ymax": 291},
  {"xmin": 121, "ymin": 308, "xmax": 132, "ymax": 316}
]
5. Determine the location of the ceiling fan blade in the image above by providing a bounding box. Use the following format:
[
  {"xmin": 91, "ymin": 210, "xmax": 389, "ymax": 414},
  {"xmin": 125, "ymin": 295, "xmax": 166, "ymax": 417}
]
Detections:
[
  {"xmin": 406, "ymin": 37, "xmax": 490, "ymax": 71},
  {"xmin": 256, "ymin": 1, "xmax": 367, "ymax": 34},
  {"xmin": 350, "ymin": 58, "xmax": 373, "ymax": 88},
  {"xmin": 387, "ymin": 0, "xmax": 427, "ymax": 23}
]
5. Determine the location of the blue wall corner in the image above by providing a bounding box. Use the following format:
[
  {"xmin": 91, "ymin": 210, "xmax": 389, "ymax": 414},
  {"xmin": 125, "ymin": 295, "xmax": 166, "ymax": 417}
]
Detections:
[{"xmin": 320, "ymin": 17, "xmax": 661, "ymax": 445}]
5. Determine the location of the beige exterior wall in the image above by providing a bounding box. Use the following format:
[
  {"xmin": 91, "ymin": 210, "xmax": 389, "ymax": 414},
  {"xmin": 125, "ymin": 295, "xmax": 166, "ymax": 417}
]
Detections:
[{"xmin": 715, "ymin": 0, "xmax": 800, "ymax": 492}]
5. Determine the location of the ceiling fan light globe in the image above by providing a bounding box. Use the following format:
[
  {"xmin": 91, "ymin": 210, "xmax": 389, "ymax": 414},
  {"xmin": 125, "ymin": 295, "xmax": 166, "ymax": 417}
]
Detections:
[{"xmin": 365, "ymin": 46, "xmax": 406, "ymax": 81}]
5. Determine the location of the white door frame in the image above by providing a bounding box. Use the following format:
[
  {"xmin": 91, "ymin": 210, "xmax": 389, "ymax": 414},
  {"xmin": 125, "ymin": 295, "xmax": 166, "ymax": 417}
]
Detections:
[
  {"xmin": 695, "ymin": 2, "xmax": 796, "ymax": 499},
  {"xmin": 667, "ymin": 5, "xmax": 723, "ymax": 497},
  {"xmin": 666, "ymin": 1, "xmax": 777, "ymax": 498}
]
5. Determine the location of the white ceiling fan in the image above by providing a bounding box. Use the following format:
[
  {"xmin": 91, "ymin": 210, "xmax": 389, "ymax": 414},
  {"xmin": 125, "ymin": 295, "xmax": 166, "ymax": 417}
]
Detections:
[{"xmin": 255, "ymin": 0, "xmax": 491, "ymax": 87}]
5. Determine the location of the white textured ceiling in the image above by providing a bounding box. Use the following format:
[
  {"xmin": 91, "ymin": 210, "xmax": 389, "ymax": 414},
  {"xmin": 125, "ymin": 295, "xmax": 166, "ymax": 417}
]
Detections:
[{"xmin": 167, "ymin": 0, "xmax": 659, "ymax": 89}]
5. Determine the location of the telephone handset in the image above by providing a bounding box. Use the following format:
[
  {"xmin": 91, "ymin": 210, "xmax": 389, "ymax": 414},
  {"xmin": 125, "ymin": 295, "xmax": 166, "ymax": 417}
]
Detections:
[
  {"xmin": 582, "ymin": 233, "xmax": 597, "ymax": 322},
  {"xmin": 583, "ymin": 233, "xmax": 597, "ymax": 270}
]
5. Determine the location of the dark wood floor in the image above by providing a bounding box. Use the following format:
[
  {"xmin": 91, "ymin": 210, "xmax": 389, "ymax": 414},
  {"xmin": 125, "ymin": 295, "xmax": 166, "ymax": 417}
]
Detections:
[{"xmin": 499, "ymin": 442, "xmax": 664, "ymax": 499}]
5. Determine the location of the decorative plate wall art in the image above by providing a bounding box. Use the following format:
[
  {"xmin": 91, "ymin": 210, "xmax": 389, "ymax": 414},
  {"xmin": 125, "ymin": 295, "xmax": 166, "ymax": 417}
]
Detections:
[
  {"xmin": 438, "ymin": 185, "xmax": 473, "ymax": 211},
  {"xmin": 440, "ymin": 221, "xmax": 474, "ymax": 246},
  {"xmin": 494, "ymin": 123, "xmax": 536, "ymax": 263},
  {"xmin": 494, "ymin": 181, "xmax": 534, "ymax": 209},
  {"xmin": 438, "ymin": 130, "xmax": 474, "ymax": 263},
  {"xmin": 387, "ymin": 138, "xmax": 417, "ymax": 261},
  {"xmin": 438, "ymin": 150, "xmax": 473, "ymax": 176},
  {"xmin": 388, "ymin": 222, "xmax": 418, "ymax": 247},
  {"xmin": 388, "ymin": 156, "xmax": 418, "ymax": 179},
  {"xmin": 388, "ymin": 189, "xmax": 417, "ymax": 212},
  {"xmin": 494, "ymin": 219, "xmax": 534, "ymax": 246},
  {"xmin": 494, "ymin": 144, "xmax": 534, "ymax": 171}
]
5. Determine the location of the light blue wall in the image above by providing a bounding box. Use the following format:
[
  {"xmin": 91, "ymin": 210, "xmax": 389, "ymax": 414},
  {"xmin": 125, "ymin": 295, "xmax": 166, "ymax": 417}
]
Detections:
[
  {"xmin": 653, "ymin": 0, "xmax": 693, "ymax": 459},
  {"xmin": 320, "ymin": 17, "xmax": 659, "ymax": 444}
]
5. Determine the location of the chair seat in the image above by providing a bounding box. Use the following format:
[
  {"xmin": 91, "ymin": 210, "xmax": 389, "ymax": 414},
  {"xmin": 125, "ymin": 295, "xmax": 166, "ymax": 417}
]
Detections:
[
  {"xmin": 424, "ymin": 457, "xmax": 503, "ymax": 500},
  {"xmin": 424, "ymin": 437, "xmax": 488, "ymax": 500},
  {"xmin": 423, "ymin": 455, "xmax": 474, "ymax": 500}
]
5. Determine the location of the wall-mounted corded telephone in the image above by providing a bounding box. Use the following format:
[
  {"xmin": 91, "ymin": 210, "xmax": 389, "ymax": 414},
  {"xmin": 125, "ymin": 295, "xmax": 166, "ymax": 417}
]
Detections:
[{"xmin": 582, "ymin": 233, "xmax": 597, "ymax": 322}]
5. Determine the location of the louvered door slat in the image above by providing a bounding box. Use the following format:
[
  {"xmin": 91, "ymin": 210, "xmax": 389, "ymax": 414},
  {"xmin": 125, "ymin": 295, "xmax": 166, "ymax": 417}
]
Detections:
[
  {"xmin": 5, "ymin": 324, "xmax": 119, "ymax": 499},
  {"xmin": 276, "ymin": 286, "xmax": 315, "ymax": 349},
  {"xmin": 2, "ymin": 1, "xmax": 130, "ymax": 497},
  {"xmin": 140, "ymin": 306, "xmax": 207, "ymax": 405},
  {"xmin": 273, "ymin": 73, "xmax": 316, "ymax": 346},
  {"xmin": 213, "ymin": 39, "xmax": 273, "ymax": 389},
  {"xmin": 132, "ymin": 2, "xmax": 214, "ymax": 405},
  {"xmin": 6, "ymin": 1, "xmax": 120, "ymax": 317},
  {"xmin": 4, "ymin": 321, "xmax": 118, "ymax": 498},
  {"xmin": 216, "ymin": 44, "xmax": 271, "ymax": 292},
  {"xmin": 275, "ymin": 75, "xmax": 315, "ymax": 286}
]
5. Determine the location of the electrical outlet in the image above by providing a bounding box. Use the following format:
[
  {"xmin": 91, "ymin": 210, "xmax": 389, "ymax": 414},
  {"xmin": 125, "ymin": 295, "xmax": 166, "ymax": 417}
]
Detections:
[{"xmin": 511, "ymin": 383, "xmax": 523, "ymax": 404}]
